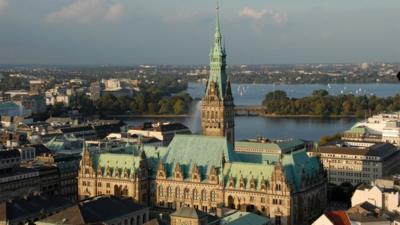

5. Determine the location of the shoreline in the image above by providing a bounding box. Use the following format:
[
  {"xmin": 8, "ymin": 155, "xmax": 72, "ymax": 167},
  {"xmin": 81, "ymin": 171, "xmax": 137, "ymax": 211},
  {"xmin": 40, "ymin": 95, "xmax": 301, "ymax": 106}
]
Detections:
[
  {"xmin": 104, "ymin": 114, "xmax": 191, "ymax": 119},
  {"xmin": 259, "ymin": 114, "xmax": 357, "ymax": 118},
  {"xmin": 104, "ymin": 114, "xmax": 358, "ymax": 119}
]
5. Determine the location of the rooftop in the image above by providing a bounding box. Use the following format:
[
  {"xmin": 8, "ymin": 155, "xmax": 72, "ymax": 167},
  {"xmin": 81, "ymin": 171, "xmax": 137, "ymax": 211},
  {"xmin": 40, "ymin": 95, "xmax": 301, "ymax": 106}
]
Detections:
[
  {"xmin": 312, "ymin": 142, "xmax": 398, "ymax": 158},
  {"xmin": 38, "ymin": 196, "xmax": 147, "ymax": 225},
  {"xmin": 170, "ymin": 206, "xmax": 209, "ymax": 219},
  {"xmin": 0, "ymin": 195, "xmax": 73, "ymax": 222}
]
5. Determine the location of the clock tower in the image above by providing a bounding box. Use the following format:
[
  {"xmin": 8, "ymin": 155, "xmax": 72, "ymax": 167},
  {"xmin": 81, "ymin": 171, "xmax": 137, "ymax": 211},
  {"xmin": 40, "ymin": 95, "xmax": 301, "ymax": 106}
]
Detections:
[{"xmin": 201, "ymin": 3, "xmax": 235, "ymax": 144}]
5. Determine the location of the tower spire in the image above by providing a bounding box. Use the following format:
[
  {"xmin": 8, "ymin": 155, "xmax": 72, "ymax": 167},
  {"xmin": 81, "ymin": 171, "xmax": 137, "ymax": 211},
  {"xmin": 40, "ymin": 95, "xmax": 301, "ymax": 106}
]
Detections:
[
  {"xmin": 215, "ymin": 0, "xmax": 221, "ymax": 36},
  {"xmin": 201, "ymin": 1, "xmax": 235, "ymax": 144}
]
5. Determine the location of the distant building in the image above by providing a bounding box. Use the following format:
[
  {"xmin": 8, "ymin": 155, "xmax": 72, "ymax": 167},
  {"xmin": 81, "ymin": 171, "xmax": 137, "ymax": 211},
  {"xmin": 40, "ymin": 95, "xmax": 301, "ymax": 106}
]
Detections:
[
  {"xmin": 0, "ymin": 92, "xmax": 11, "ymax": 102},
  {"xmin": 29, "ymin": 79, "xmax": 45, "ymax": 96},
  {"xmin": 351, "ymin": 175, "xmax": 400, "ymax": 214},
  {"xmin": 19, "ymin": 95, "xmax": 47, "ymax": 114},
  {"xmin": 89, "ymin": 81, "xmax": 102, "ymax": 101},
  {"xmin": 346, "ymin": 112, "xmax": 400, "ymax": 146},
  {"xmin": 309, "ymin": 143, "xmax": 400, "ymax": 185},
  {"xmin": 312, "ymin": 204, "xmax": 392, "ymax": 225},
  {"xmin": 36, "ymin": 196, "xmax": 149, "ymax": 225},
  {"xmin": 128, "ymin": 122, "xmax": 190, "ymax": 146},
  {"xmin": 0, "ymin": 101, "xmax": 24, "ymax": 117},
  {"xmin": 346, "ymin": 201, "xmax": 391, "ymax": 225},
  {"xmin": 0, "ymin": 148, "xmax": 80, "ymax": 202},
  {"xmin": 0, "ymin": 130, "xmax": 29, "ymax": 147}
]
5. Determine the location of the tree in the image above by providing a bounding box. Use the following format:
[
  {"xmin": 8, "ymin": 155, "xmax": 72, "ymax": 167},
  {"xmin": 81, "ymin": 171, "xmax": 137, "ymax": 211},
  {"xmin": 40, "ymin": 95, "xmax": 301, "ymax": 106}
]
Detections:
[{"xmin": 173, "ymin": 99, "xmax": 185, "ymax": 115}]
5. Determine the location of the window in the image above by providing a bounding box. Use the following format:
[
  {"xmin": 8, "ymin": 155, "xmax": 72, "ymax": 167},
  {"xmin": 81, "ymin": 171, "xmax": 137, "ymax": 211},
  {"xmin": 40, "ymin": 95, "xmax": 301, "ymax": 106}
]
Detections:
[
  {"xmin": 276, "ymin": 184, "xmax": 281, "ymax": 191},
  {"xmin": 210, "ymin": 191, "xmax": 216, "ymax": 202},
  {"xmin": 193, "ymin": 189, "xmax": 199, "ymax": 200},
  {"xmin": 184, "ymin": 188, "xmax": 190, "ymax": 199},
  {"xmin": 106, "ymin": 183, "xmax": 110, "ymax": 188},
  {"xmin": 275, "ymin": 216, "xmax": 281, "ymax": 225},
  {"xmin": 201, "ymin": 190, "xmax": 207, "ymax": 201},
  {"xmin": 97, "ymin": 182, "xmax": 102, "ymax": 187},
  {"xmin": 176, "ymin": 187, "xmax": 180, "ymax": 198},
  {"xmin": 167, "ymin": 186, "xmax": 172, "ymax": 197}
]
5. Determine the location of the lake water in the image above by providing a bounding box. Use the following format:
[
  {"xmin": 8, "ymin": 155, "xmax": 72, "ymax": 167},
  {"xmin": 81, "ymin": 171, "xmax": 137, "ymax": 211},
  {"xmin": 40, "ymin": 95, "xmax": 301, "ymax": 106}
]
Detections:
[
  {"xmin": 126, "ymin": 83, "xmax": 400, "ymax": 141},
  {"xmin": 125, "ymin": 116, "xmax": 358, "ymax": 141},
  {"xmin": 187, "ymin": 82, "xmax": 400, "ymax": 105}
]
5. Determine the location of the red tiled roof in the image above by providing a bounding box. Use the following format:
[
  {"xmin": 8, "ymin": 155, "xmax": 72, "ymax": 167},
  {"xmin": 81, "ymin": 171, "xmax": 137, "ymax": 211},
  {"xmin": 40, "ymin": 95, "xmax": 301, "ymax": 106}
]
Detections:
[{"xmin": 326, "ymin": 211, "xmax": 351, "ymax": 225}]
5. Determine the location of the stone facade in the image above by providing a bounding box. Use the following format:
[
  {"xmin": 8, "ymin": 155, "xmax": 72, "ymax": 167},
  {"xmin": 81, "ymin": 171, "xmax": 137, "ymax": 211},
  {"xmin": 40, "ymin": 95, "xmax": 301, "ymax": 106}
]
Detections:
[{"xmin": 78, "ymin": 147, "xmax": 150, "ymax": 205}]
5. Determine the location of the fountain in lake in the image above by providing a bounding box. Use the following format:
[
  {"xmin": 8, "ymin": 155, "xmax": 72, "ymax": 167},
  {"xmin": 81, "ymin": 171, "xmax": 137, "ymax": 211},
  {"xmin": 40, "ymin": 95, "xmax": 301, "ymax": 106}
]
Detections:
[{"xmin": 188, "ymin": 100, "xmax": 202, "ymax": 134}]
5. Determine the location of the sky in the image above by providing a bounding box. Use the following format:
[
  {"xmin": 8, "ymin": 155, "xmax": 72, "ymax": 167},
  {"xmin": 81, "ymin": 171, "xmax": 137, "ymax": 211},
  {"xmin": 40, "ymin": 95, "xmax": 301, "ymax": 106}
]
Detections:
[{"xmin": 0, "ymin": 0, "xmax": 399, "ymax": 65}]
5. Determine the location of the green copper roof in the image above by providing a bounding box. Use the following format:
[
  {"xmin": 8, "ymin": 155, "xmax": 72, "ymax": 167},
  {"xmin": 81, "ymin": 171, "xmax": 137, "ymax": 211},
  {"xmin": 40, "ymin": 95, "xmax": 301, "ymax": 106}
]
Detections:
[
  {"xmin": 0, "ymin": 101, "xmax": 19, "ymax": 110},
  {"xmin": 221, "ymin": 211, "xmax": 271, "ymax": 225},
  {"xmin": 206, "ymin": 3, "xmax": 228, "ymax": 99},
  {"xmin": 236, "ymin": 152, "xmax": 279, "ymax": 164},
  {"xmin": 45, "ymin": 135, "xmax": 83, "ymax": 152},
  {"xmin": 235, "ymin": 141, "xmax": 281, "ymax": 152},
  {"xmin": 236, "ymin": 139, "xmax": 305, "ymax": 154},
  {"xmin": 158, "ymin": 134, "xmax": 238, "ymax": 180},
  {"xmin": 223, "ymin": 162, "xmax": 275, "ymax": 189},
  {"xmin": 164, "ymin": 134, "xmax": 237, "ymax": 166},
  {"xmin": 91, "ymin": 152, "xmax": 142, "ymax": 177},
  {"xmin": 282, "ymin": 149, "xmax": 321, "ymax": 191},
  {"xmin": 345, "ymin": 126, "xmax": 368, "ymax": 134}
]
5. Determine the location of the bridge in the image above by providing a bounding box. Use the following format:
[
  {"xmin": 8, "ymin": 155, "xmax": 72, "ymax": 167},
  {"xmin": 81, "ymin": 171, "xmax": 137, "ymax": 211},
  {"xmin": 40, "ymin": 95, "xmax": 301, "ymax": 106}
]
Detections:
[{"xmin": 234, "ymin": 105, "xmax": 266, "ymax": 116}]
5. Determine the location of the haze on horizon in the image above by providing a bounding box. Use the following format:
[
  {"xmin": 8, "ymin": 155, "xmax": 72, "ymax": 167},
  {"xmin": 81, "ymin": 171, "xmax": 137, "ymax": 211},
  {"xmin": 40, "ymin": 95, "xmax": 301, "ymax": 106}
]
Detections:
[{"xmin": 0, "ymin": 0, "xmax": 399, "ymax": 65}]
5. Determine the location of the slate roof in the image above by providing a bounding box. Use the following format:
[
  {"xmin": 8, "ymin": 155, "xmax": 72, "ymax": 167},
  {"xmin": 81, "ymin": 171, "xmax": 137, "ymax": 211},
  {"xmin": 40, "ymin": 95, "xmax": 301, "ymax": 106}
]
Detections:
[
  {"xmin": 38, "ymin": 196, "xmax": 147, "ymax": 225},
  {"xmin": 0, "ymin": 195, "xmax": 72, "ymax": 222},
  {"xmin": 0, "ymin": 149, "xmax": 20, "ymax": 159},
  {"xmin": 314, "ymin": 143, "xmax": 397, "ymax": 158}
]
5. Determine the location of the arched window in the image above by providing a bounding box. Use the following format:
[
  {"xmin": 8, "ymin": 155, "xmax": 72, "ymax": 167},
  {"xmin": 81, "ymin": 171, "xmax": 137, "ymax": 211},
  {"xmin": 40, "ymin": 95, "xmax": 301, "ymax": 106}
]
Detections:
[
  {"xmin": 158, "ymin": 185, "xmax": 163, "ymax": 197},
  {"xmin": 210, "ymin": 191, "xmax": 216, "ymax": 202},
  {"xmin": 175, "ymin": 187, "xmax": 180, "ymax": 198},
  {"xmin": 122, "ymin": 186, "xmax": 128, "ymax": 196},
  {"xmin": 201, "ymin": 190, "xmax": 207, "ymax": 201},
  {"xmin": 193, "ymin": 189, "xmax": 199, "ymax": 200},
  {"xmin": 184, "ymin": 188, "xmax": 190, "ymax": 199},
  {"xmin": 167, "ymin": 186, "xmax": 172, "ymax": 197}
]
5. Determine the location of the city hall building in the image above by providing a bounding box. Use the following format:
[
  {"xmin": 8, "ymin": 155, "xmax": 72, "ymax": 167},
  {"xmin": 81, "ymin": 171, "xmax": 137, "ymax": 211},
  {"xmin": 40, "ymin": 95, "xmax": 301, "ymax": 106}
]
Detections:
[{"xmin": 78, "ymin": 6, "xmax": 327, "ymax": 225}]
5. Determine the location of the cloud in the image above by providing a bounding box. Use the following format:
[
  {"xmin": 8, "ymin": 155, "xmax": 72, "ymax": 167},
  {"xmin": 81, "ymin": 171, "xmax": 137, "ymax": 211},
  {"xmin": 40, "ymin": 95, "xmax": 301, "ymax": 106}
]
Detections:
[
  {"xmin": 46, "ymin": 0, "xmax": 124, "ymax": 24},
  {"xmin": 239, "ymin": 7, "xmax": 267, "ymax": 20},
  {"xmin": 0, "ymin": 0, "xmax": 8, "ymax": 11},
  {"xmin": 269, "ymin": 10, "xmax": 288, "ymax": 25},
  {"xmin": 162, "ymin": 11, "xmax": 210, "ymax": 24},
  {"xmin": 239, "ymin": 7, "xmax": 288, "ymax": 25},
  {"xmin": 104, "ymin": 3, "xmax": 124, "ymax": 22}
]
